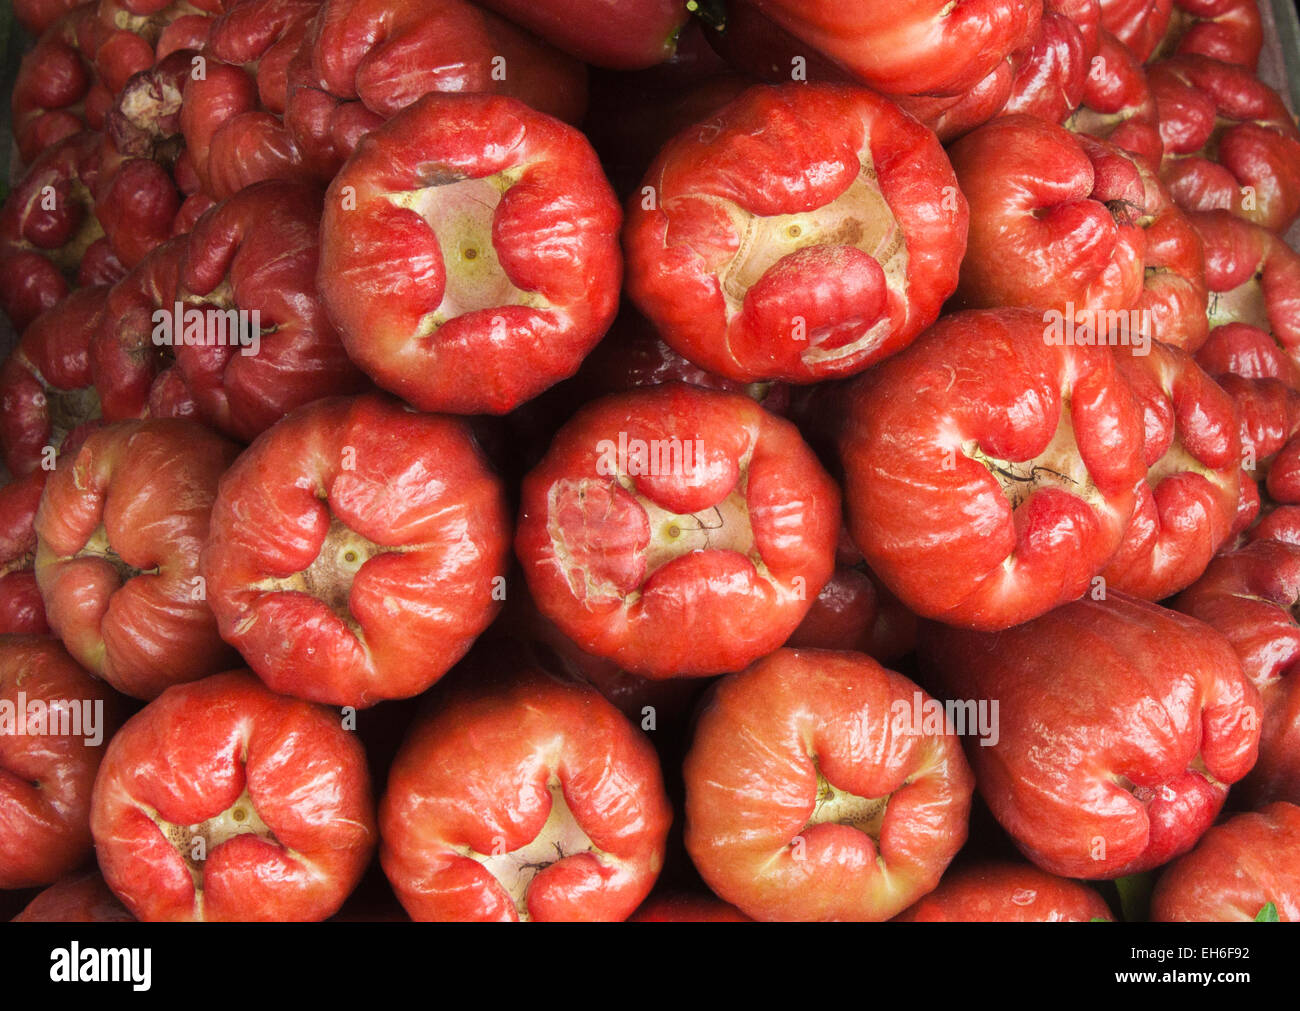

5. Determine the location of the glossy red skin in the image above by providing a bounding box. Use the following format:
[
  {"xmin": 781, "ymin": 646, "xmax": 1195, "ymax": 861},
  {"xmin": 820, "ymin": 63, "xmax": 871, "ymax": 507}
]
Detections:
[
  {"xmin": 1130, "ymin": 166, "xmax": 1209, "ymax": 352},
  {"xmin": 0, "ymin": 472, "xmax": 51, "ymax": 636},
  {"xmin": 1067, "ymin": 29, "xmax": 1163, "ymax": 169},
  {"xmin": 1150, "ymin": 55, "xmax": 1300, "ymax": 234},
  {"xmin": 0, "ymin": 251, "xmax": 70, "ymax": 333},
  {"xmin": 684, "ymin": 648, "xmax": 974, "ymax": 921},
  {"xmin": 733, "ymin": 0, "xmax": 1041, "ymax": 98},
  {"xmin": 786, "ymin": 531, "xmax": 918, "ymax": 665},
  {"xmin": 0, "ymin": 637, "xmax": 121, "ymax": 889},
  {"xmin": 164, "ymin": 181, "xmax": 367, "ymax": 442},
  {"xmin": 1152, "ymin": 803, "xmax": 1300, "ymax": 921},
  {"xmin": 517, "ymin": 384, "xmax": 840, "ymax": 679},
  {"xmin": 1098, "ymin": 0, "xmax": 1173, "ymax": 60},
  {"xmin": 1173, "ymin": 541, "xmax": 1300, "ymax": 806},
  {"xmin": 951, "ymin": 117, "xmax": 1148, "ymax": 317},
  {"xmin": 839, "ymin": 308, "xmax": 1147, "ymax": 631},
  {"xmin": 1191, "ymin": 211, "xmax": 1300, "ymax": 373},
  {"xmin": 92, "ymin": 237, "xmax": 191, "ymax": 422},
  {"xmin": 35, "ymin": 418, "xmax": 242, "ymax": 699},
  {"xmin": 625, "ymin": 84, "xmax": 967, "ymax": 385},
  {"xmin": 1156, "ymin": 0, "xmax": 1262, "ymax": 69},
  {"xmin": 1, "ymin": 131, "xmax": 104, "ymax": 287},
  {"xmin": 0, "ymin": 287, "xmax": 106, "ymax": 477},
  {"xmin": 1210, "ymin": 373, "xmax": 1300, "ymax": 543},
  {"xmin": 93, "ymin": 152, "xmax": 181, "ymax": 269},
  {"xmin": 629, "ymin": 893, "xmax": 752, "ymax": 922},
  {"xmin": 91, "ymin": 670, "xmax": 376, "ymax": 922},
  {"xmin": 380, "ymin": 667, "xmax": 672, "ymax": 921},
  {"xmin": 203, "ymin": 394, "xmax": 511, "ymax": 709},
  {"xmin": 77, "ymin": 237, "xmax": 126, "ymax": 287},
  {"xmin": 921, "ymin": 593, "xmax": 1260, "ymax": 879},
  {"xmin": 286, "ymin": 0, "xmax": 587, "ymax": 181},
  {"xmin": 171, "ymin": 191, "xmax": 216, "ymax": 236},
  {"xmin": 12, "ymin": 872, "xmax": 135, "ymax": 922},
  {"xmin": 894, "ymin": 862, "xmax": 1114, "ymax": 921},
  {"xmin": 180, "ymin": 0, "xmax": 315, "ymax": 198},
  {"xmin": 318, "ymin": 92, "xmax": 621, "ymax": 415},
  {"xmin": 899, "ymin": 0, "xmax": 1099, "ymax": 144},
  {"xmin": 10, "ymin": 5, "xmax": 107, "ymax": 164},
  {"xmin": 1101, "ymin": 341, "xmax": 1239, "ymax": 600},
  {"xmin": 472, "ymin": 0, "xmax": 686, "ymax": 70}
]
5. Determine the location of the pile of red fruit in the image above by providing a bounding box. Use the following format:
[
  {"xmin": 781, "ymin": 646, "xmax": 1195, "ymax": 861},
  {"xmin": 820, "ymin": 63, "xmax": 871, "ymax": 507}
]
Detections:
[{"xmin": 3, "ymin": 0, "xmax": 1300, "ymax": 923}]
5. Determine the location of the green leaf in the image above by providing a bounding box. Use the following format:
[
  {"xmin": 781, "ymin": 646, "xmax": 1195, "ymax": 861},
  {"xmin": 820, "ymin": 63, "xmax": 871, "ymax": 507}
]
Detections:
[
  {"xmin": 1255, "ymin": 902, "xmax": 1279, "ymax": 922},
  {"xmin": 1115, "ymin": 873, "xmax": 1155, "ymax": 923}
]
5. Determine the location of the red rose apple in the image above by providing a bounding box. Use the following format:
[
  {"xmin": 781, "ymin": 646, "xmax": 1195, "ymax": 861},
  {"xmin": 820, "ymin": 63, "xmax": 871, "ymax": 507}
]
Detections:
[
  {"xmin": 91, "ymin": 670, "xmax": 376, "ymax": 921},
  {"xmin": 0, "ymin": 472, "xmax": 51, "ymax": 635},
  {"xmin": 624, "ymin": 83, "xmax": 967, "ymax": 384},
  {"xmin": 839, "ymin": 308, "xmax": 1147, "ymax": 630},
  {"xmin": 1, "ymin": 637, "xmax": 121, "ymax": 889},
  {"xmin": 35, "ymin": 418, "xmax": 241, "ymax": 699},
  {"xmin": 380, "ymin": 663, "xmax": 671, "ymax": 921},
  {"xmin": 1151, "ymin": 802, "xmax": 1300, "ymax": 921},
  {"xmin": 920, "ymin": 592, "xmax": 1261, "ymax": 878},
  {"xmin": 202, "ymin": 394, "xmax": 510, "ymax": 709},
  {"xmin": 12, "ymin": 872, "xmax": 134, "ymax": 922},
  {"xmin": 317, "ymin": 92, "xmax": 621, "ymax": 415},
  {"xmin": 683, "ymin": 647, "xmax": 974, "ymax": 921},
  {"xmin": 516, "ymin": 384, "xmax": 840, "ymax": 679}
]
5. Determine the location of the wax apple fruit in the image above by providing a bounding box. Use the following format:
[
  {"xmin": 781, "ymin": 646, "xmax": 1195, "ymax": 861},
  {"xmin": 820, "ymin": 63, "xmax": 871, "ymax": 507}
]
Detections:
[
  {"xmin": 516, "ymin": 384, "xmax": 840, "ymax": 679},
  {"xmin": 920, "ymin": 593, "xmax": 1260, "ymax": 879},
  {"xmin": 379, "ymin": 664, "xmax": 671, "ymax": 921},
  {"xmin": 0, "ymin": 637, "xmax": 120, "ymax": 889},
  {"xmin": 839, "ymin": 308, "xmax": 1146, "ymax": 631},
  {"xmin": 472, "ymin": 0, "xmax": 688, "ymax": 69},
  {"xmin": 318, "ymin": 92, "xmax": 621, "ymax": 415},
  {"xmin": 724, "ymin": 0, "xmax": 1041, "ymax": 98},
  {"xmin": 203, "ymin": 394, "xmax": 511, "ymax": 709},
  {"xmin": 1100, "ymin": 341, "xmax": 1240, "ymax": 601},
  {"xmin": 1150, "ymin": 802, "xmax": 1300, "ymax": 921},
  {"xmin": 894, "ymin": 862, "xmax": 1114, "ymax": 921},
  {"xmin": 34, "ymin": 418, "xmax": 242, "ymax": 699},
  {"xmin": 1149, "ymin": 55, "xmax": 1300, "ymax": 233},
  {"xmin": 1174, "ymin": 540, "xmax": 1300, "ymax": 807},
  {"xmin": 0, "ymin": 472, "xmax": 51, "ymax": 635},
  {"xmin": 951, "ymin": 117, "xmax": 1149, "ymax": 318},
  {"xmin": 624, "ymin": 83, "xmax": 967, "ymax": 384},
  {"xmin": 91, "ymin": 671, "xmax": 376, "ymax": 921},
  {"xmin": 683, "ymin": 647, "xmax": 974, "ymax": 921}
]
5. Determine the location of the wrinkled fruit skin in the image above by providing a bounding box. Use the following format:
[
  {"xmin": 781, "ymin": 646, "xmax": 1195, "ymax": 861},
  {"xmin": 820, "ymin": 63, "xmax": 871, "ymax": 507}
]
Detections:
[
  {"xmin": 1099, "ymin": 0, "xmax": 1173, "ymax": 61},
  {"xmin": 379, "ymin": 666, "xmax": 671, "ymax": 921},
  {"xmin": 1150, "ymin": 55, "xmax": 1300, "ymax": 234},
  {"xmin": 894, "ymin": 862, "xmax": 1114, "ymax": 921},
  {"xmin": 1100, "ymin": 340, "xmax": 1240, "ymax": 601},
  {"xmin": 0, "ymin": 637, "xmax": 121, "ymax": 889},
  {"xmin": 318, "ymin": 92, "xmax": 621, "ymax": 415},
  {"xmin": 625, "ymin": 83, "xmax": 967, "ymax": 385},
  {"xmin": 0, "ymin": 472, "xmax": 51, "ymax": 635},
  {"xmin": 203, "ymin": 394, "xmax": 511, "ymax": 709},
  {"xmin": 1173, "ymin": 540, "xmax": 1300, "ymax": 807},
  {"xmin": 920, "ymin": 593, "xmax": 1261, "ymax": 879},
  {"xmin": 1067, "ymin": 28, "xmax": 1163, "ymax": 169},
  {"xmin": 951, "ymin": 117, "xmax": 1149, "ymax": 318},
  {"xmin": 90, "ymin": 671, "xmax": 377, "ymax": 921},
  {"xmin": 516, "ymin": 384, "xmax": 840, "ymax": 679},
  {"xmin": 1158, "ymin": 0, "xmax": 1262, "ymax": 69},
  {"xmin": 0, "ymin": 286, "xmax": 106, "ymax": 477},
  {"xmin": 168, "ymin": 180, "xmax": 367, "ymax": 442},
  {"xmin": 1151, "ymin": 802, "xmax": 1300, "ymax": 921},
  {"xmin": 287, "ymin": 0, "xmax": 587, "ymax": 180},
  {"xmin": 839, "ymin": 308, "xmax": 1146, "ymax": 631},
  {"xmin": 34, "ymin": 418, "xmax": 242, "ymax": 699},
  {"xmin": 683, "ymin": 647, "xmax": 974, "ymax": 921}
]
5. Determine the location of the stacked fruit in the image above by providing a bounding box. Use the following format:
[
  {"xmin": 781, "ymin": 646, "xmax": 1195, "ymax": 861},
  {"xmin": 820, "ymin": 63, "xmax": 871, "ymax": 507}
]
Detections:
[{"xmin": 2, "ymin": 0, "xmax": 1299, "ymax": 923}]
